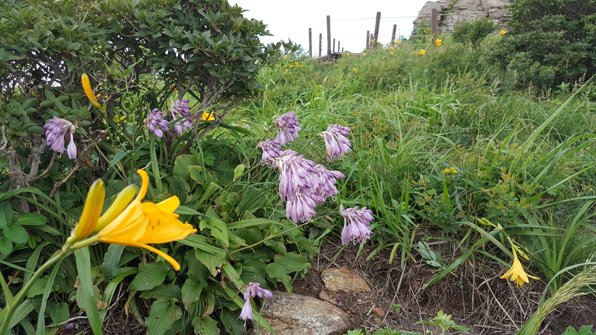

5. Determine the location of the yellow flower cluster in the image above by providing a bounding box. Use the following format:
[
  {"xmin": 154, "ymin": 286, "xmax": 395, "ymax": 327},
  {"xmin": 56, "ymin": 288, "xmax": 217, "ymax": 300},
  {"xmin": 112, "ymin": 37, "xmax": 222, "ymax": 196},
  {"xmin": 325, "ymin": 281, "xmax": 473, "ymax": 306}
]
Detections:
[
  {"xmin": 434, "ymin": 39, "xmax": 442, "ymax": 47},
  {"xmin": 415, "ymin": 49, "xmax": 426, "ymax": 56},
  {"xmin": 441, "ymin": 167, "xmax": 458, "ymax": 175}
]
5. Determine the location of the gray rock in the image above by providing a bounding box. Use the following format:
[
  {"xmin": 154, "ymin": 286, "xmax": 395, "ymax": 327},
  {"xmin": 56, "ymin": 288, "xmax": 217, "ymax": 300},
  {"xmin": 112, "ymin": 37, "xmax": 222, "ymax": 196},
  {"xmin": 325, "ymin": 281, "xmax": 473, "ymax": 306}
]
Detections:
[
  {"xmin": 321, "ymin": 268, "xmax": 371, "ymax": 293},
  {"xmin": 258, "ymin": 292, "xmax": 350, "ymax": 335}
]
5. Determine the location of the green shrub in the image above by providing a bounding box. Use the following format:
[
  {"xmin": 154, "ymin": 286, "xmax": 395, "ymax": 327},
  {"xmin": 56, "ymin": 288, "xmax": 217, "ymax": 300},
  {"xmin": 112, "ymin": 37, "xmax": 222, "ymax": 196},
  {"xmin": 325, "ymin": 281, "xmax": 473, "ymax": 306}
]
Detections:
[{"xmin": 452, "ymin": 18, "xmax": 496, "ymax": 48}]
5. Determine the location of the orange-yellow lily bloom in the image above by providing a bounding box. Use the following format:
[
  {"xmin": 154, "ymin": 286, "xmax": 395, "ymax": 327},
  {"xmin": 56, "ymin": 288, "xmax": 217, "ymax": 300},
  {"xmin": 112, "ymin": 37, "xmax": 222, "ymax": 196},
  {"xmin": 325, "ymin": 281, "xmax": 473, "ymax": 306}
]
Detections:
[
  {"xmin": 73, "ymin": 170, "xmax": 197, "ymax": 270},
  {"xmin": 66, "ymin": 179, "xmax": 105, "ymax": 244},
  {"xmin": 82, "ymin": 74, "xmax": 103, "ymax": 109},
  {"xmin": 202, "ymin": 111, "xmax": 215, "ymax": 121},
  {"xmin": 500, "ymin": 253, "xmax": 539, "ymax": 287}
]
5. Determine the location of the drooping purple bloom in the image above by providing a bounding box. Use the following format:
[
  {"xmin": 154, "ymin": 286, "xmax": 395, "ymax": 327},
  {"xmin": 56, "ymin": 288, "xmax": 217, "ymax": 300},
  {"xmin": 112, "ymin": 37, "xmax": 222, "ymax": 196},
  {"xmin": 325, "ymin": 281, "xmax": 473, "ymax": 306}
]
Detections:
[
  {"xmin": 43, "ymin": 117, "xmax": 77, "ymax": 159},
  {"xmin": 169, "ymin": 99, "xmax": 192, "ymax": 134},
  {"xmin": 274, "ymin": 111, "xmax": 301, "ymax": 145},
  {"xmin": 145, "ymin": 109, "xmax": 170, "ymax": 137},
  {"xmin": 257, "ymin": 139, "xmax": 282, "ymax": 164},
  {"xmin": 286, "ymin": 192, "xmax": 318, "ymax": 223},
  {"xmin": 319, "ymin": 124, "xmax": 352, "ymax": 161},
  {"xmin": 312, "ymin": 164, "xmax": 345, "ymax": 201},
  {"xmin": 340, "ymin": 204, "xmax": 374, "ymax": 245},
  {"xmin": 65, "ymin": 322, "xmax": 77, "ymax": 330},
  {"xmin": 273, "ymin": 150, "xmax": 317, "ymax": 201},
  {"xmin": 239, "ymin": 282, "xmax": 273, "ymax": 321}
]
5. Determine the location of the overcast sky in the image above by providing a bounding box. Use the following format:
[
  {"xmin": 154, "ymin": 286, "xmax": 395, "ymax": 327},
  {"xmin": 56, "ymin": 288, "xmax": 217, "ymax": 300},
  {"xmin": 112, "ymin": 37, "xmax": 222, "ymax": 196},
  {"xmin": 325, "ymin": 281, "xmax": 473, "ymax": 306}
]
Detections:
[{"xmin": 233, "ymin": 0, "xmax": 429, "ymax": 55}]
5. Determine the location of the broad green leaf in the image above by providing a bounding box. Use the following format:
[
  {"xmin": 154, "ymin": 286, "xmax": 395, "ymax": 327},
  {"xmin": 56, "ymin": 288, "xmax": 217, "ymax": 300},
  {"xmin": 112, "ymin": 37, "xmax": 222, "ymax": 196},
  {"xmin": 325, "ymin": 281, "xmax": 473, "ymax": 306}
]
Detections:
[
  {"xmin": 195, "ymin": 248, "xmax": 226, "ymax": 277},
  {"xmin": 0, "ymin": 202, "xmax": 12, "ymax": 229},
  {"xmin": 192, "ymin": 315, "xmax": 218, "ymax": 335},
  {"xmin": 26, "ymin": 277, "xmax": 58, "ymax": 298},
  {"xmin": 4, "ymin": 225, "xmax": 29, "ymax": 244},
  {"xmin": 266, "ymin": 253, "xmax": 311, "ymax": 279},
  {"xmin": 221, "ymin": 263, "xmax": 244, "ymax": 288},
  {"xmin": 264, "ymin": 239, "xmax": 287, "ymax": 255},
  {"xmin": 140, "ymin": 285, "xmax": 181, "ymax": 302},
  {"xmin": 146, "ymin": 300, "xmax": 181, "ymax": 335},
  {"xmin": 178, "ymin": 235, "xmax": 226, "ymax": 258},
  {"xmin": 16, "ymin": 214, "xmax": 47, "ymax": 226},
  {"xmin": 181, "ymin": 279, "xmax": 207, "ymax": 310},
  {"xmin": 102, "ymin": 244, "xmax": 125, "ymax": 279},
  {"xmin": 101, "ymin": 267, "xmax": 138, "ymax": 322},
  {"xmin": 233, "ymin": 164, "xmax": 245, "ymax": 182},
  {"xmin": 129, "ymin": 262, "xmax": 171, "ymax": 291},
  {"xmin": 199, "ymin": 217, "xmax": 229, "ymax": 246},
  {"xmin": 198, "ymin": 291, "xmax": 215, "ymax": 318},
  {"xmin": 49, "ymin": 302, "xmax": 69, "ymax": 325},
  {"xmin": 173, "ymin": 154, "xmax": 198, "ymax": 180},
  {"xmin": 226, "ymin": 218, "xmax": 278, "ymax": 230},
  {"xmin": 220, "ymin": 308, "xmax": 245, "ymax": 335},
  {"xmin": 75, "ymin": 247, "xmax": 103, "ymax": 335},
  {"xmin": 0, "ymin": 236, "xmax": 13, "ymax": 254},
  {"xmin": 7, "ymin": 299, "xmax": 35, "ymax": 329}
]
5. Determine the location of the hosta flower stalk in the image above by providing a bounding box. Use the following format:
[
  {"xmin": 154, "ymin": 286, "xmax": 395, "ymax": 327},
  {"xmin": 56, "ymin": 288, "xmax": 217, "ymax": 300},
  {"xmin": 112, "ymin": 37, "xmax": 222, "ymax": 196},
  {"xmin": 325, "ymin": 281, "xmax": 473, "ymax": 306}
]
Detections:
[
  {"xmin": 43, "ymin": 117, "xmax": 77, "ymax": 159},
  {"xmin": 274, "ymin": 111, "xmax": 301, "ymax": 145},
  {"xmin": 169, "ymin": 99, "xmax": 192, "ymax": 134},
  {"xmin": 239, "ymin": 282, "xmax": 273, "ymax": 320},
  {"xmin": 145, "ymin": 108, "xmax": 170, "ymax": 137},
  {"xmin": 340, "ymin": 204, "xmax": 374, "ymax": 245}
]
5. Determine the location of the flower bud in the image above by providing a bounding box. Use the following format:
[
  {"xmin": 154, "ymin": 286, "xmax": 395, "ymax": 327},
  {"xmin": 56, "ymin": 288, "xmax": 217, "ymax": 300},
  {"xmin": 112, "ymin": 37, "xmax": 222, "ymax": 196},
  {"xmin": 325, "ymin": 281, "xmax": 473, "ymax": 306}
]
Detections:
[
  {"xmin": 67, "ymin": 179, "xmax": 105, "ymax": 244},
  {"xmin": 94, "ymin": 185, "xmax": 137, "ymax": 232}
]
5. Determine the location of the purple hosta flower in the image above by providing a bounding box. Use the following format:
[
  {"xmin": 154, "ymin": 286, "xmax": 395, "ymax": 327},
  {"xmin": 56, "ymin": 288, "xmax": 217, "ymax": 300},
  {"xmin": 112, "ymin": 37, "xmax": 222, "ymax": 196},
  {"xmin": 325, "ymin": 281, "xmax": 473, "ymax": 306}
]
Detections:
[
  {"xmin": 274, "ymin": 111, "xmax": 301, "ymax": 145},
  {"xmin": 274, "ymin": 150, "xmax": 317, "ymax": 202},
  {"xmin": 340, "ymin": 204, "xmax": 374, "ymax": 245},
  {"xmin": 169, "ymin": 99, "xmax": 192, "ymax": 134},
  {"xmin": 286, "ymin": 192, "xmax": 318, "ymax": 223},
  {"xmin": 312, "ymin": 164, "xmax": 345, "ymax": 201},
  {"xmin": 239, "ymin": 282, "xmax": 273, "ymax": 320},
  {"xmin": 257, "ymin": 139, "xmax": 282, "ymax": 164},
  {"xmin": 43, "ymin": 117, "xmax": 77, "ymax": 159},
  {"xmin": 319, "ymin": 124, "xmax": 352, "ymax": 161},
  {"xmin": 65, "ymin": 322, "xmax": 77, "ymax": 330},
  {"xmin": 145, "ymin": 109, "xmax": 170, "ymax": 137}
]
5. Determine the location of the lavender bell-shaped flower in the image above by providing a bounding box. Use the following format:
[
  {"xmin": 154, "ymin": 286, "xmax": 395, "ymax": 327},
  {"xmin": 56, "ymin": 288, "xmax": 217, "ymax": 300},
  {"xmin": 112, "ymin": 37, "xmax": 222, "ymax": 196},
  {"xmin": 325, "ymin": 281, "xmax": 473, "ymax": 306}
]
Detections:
[
  {"xmin": 257, "ymin": 139, "xmax": 282, "ymax": 164},
  {"xmin": 239, "ymin": 282, "xmax": 273, "ymax": 320},
  {"xmin": 43, "ymin": 117, "xmax": 77, "ymax": 159},
  {"xmin": 145, "ymin": 108, "xmax": 170, "ymax": 138},
  {"xmin": 312, "ymin": 164, "xmax": 345, "ymax": 201},
  {"xmin": 274, "ymin": 111, "xmax": 301, "ymax": 145},
  {"xmin": 286, "ymin": 192, "xmax": 318, "ymax": 223},
  {"xmin": 319, "ymin": 124, "xmax": 352, "ymax": 161},
  {"xmin": 169, "ymin": 99, "xmax": 192, "ymax": 134},
  {"xmin": 340, "ymin": 204, "xmax": 374, "ymax": 245}
]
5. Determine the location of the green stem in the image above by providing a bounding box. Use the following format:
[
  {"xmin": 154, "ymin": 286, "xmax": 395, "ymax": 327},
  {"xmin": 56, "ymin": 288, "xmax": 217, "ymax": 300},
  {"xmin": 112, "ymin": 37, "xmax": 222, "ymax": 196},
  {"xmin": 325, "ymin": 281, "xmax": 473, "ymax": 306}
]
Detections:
[{"xmin": 0, "ymin": 247, "xmax": 69, "ymax": 334}]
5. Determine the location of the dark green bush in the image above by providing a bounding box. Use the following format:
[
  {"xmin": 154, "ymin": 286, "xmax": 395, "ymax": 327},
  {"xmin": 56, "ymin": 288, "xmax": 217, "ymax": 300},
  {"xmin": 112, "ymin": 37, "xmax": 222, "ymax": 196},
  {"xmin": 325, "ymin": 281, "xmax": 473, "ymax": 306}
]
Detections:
[{"xmin": 452, "ymin": 18, "xmax": 496, "ymax": 48}]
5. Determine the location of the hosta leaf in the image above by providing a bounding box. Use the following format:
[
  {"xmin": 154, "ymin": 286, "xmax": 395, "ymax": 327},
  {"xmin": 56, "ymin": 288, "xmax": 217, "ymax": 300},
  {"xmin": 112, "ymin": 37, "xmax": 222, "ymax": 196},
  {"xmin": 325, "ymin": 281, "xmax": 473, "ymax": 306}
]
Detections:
[
  {"xmin": 181, "ymin": 278, "xmax": 207, "ymax": 310},
  {"xmin": 146, "ymin": 300, "xmax": 182, "ymax": 335},
  {"xmin": 220, "ymin": 309, "xmax": 245, "ymax": 335},
  {"xmin": 0, "ymin": 236, "xmax": 13, "ymax": 254},
  {"xmin": 195, "ymin": 248, "xmax": 226, "ymax": 277},
  {"xmin": 4, "ymin": 224, "xmax": 29, "ymax": 244},
  {"xmin": 140, "ymin": 284, "xmax": 181, "ymax": 302},
  {"xmin": 0, "ymin": 202, "xmax": 12, "ymax": 229},
  {"xmin": 129, "ymin": 262, "xmax": 171, "ymax": 291},
  {"xmin": 192, "ymin": 315, "xmax": 218, "ymax": 335}
]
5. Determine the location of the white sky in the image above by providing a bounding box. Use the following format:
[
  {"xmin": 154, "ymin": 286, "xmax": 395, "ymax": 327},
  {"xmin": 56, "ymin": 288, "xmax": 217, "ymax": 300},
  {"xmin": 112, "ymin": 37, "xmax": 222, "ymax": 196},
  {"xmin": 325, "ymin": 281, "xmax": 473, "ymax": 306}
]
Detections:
[{"xmin": 233, "ymin": 0, "xmax": 430, "ymax": 55}]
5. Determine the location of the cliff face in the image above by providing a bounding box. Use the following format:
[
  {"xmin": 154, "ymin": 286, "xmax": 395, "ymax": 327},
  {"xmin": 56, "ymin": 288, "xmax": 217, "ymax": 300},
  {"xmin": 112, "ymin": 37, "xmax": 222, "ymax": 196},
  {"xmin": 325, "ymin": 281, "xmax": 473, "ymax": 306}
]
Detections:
[{"xmin": 412, "ymin": 0, "xmax": 514, "ymax": 34}]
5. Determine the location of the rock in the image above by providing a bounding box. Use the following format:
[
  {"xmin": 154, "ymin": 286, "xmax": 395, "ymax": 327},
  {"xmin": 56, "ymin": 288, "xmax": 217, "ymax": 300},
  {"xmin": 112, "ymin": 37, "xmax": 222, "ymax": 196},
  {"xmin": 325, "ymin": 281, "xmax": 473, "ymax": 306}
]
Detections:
[
  {"xmin": 373, "ymin": 317, "xmax": 383, "ymax": 325},
  {"xmin": 318, "ymin": 290, "xmax": 337, "ymax": 305},
  {"xmin": 372, "ymin": 308, "xmax": 385, "ymax": 317},
  {"xmin": 258, "ymin": 291, "xmax": 350, "ymax": 335},
  {"xmin": 321, "ymin": 268, "xmax": 371, "ymax": 293},
  {"xmin": 411, "ymin": 0, "xmax": 515, "ymax": 35}
]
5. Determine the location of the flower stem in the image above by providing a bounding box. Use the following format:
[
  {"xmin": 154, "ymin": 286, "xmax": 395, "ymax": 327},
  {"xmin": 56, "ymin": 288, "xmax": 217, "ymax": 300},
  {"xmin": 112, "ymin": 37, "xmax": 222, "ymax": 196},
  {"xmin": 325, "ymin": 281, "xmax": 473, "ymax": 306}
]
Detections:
[{"xmin": 0, "ymin": 247, "xmax": 70, "ymax": 334}]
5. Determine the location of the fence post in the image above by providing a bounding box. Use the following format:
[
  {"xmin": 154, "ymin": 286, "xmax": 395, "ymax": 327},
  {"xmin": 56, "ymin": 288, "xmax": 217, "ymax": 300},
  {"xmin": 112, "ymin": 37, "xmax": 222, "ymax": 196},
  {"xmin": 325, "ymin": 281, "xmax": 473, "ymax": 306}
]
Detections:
[
  {"xmin": 319, "ymin": 33, "xmax": 322, "ymax": 57},
  {"xmin": 391, "ymin": 24, "xmax": 397, "ymax": 45},
  {"xmin": 309, "ymin": 28, "xmax": 312, "ymax": 58},
  {"xmin": 431, "ymin": 8, "xmax": 438, "ymax": 45},
  {"xmin": 338, "ymin": 41, "xmax": 340, "ymax": 53},
  {"xmin": 366, "ymin": 30, "xmax": 370, "ymax": 48},
  {"xmin": 342, "ymin": 47, "xmax": 344, "ymax": 52},
  {"xmin": 333, "ymin": 38, "xmax": 335, "ymax": 53},
  {"xmin": 373, "ymin": 11, "xmax": 381, "ymax": 48},
  {"xmin": 326, "ymin": 15, "xmax": 331, "ymax": 56}
]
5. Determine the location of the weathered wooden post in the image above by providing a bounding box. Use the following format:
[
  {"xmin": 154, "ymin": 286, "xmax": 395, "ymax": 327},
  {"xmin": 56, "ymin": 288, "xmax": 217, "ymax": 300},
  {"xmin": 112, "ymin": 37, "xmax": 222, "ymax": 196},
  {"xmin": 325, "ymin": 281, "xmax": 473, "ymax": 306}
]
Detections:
[
  {"xmin": 431, "ymin": 8, "xmax": 438, "ymax": 45},
  {"xmin": 342, "ymin": 47, "xmax": 344, "ymax": 52},
  {"xmin": 338, "ymin": 41, "xmax": 340, "ymax": 53},
  {"xmin": 319, "ymin": 33, "xmax": 322, "ymax": 57},
  {"xmin": 309, "ymin": 28, "xmax": 312, "ymax": 58},
  {"xmin": 326, "ymin": 15, "xmax": 331, "ymax": 56},
  {"xmin": 373, "ymin": 11, "xmax": 381, "ymax": 48},
  {"xmin": 366, "ymin": 30, "xmax": 370, "ymax": 48},
  {"xmin": 333, "ymin": 38, "xmax": 335, "ymax": 53},
  {"xmin": 391, "ymin": 24, "xmax": 397, "ymax": 45}
]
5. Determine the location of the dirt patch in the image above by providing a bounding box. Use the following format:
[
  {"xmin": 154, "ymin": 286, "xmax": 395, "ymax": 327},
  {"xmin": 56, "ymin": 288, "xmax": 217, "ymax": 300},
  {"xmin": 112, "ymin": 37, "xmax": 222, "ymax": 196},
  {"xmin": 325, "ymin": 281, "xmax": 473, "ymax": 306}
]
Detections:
[{"xmin": 291, "ymin": 239, "xmax": 596, "ymax": 335}]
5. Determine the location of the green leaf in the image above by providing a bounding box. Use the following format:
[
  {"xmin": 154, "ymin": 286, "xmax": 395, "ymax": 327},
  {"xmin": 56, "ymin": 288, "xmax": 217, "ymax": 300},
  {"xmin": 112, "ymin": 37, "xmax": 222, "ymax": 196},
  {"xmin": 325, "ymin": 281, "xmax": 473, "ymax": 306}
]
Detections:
[
  {"xmin": 174, "ymin": 205, "xmax": 201, "ymax": 215},
  {"xmin": 50, "ymin": 302, "xmax": 70, "ymax": 325},
  {"xmin": 129, "ymin": 262, "xmax": 171, "ymax": 291},
  {"xmin": 102, "ymin": 244, "xmax": 125, "ymax": 279},
  {"xmin": 192, "ymin": 315, "xmax": 218, "ymax": 335},
  {"xmin": 181, "ymin": 279, "xmax": 207, "ymax": 310},
  {"xmin": 75, "ymin": 247, "xmax": 103, "ymax": 335},
  {"xmin": 173, "ymin": 154, "xmax": 199, "ymax": 180},
  {"xmin": 16, "ymin": 214, "xmax": 47, "ymax": 226},
  {"xmin": 264, "ymin": 239, "xmax": 287, "ymax": 255},
  {"xmin": 140, "ymin": 285, "xmax": 181, "ymax": 302},
  {"xmin": 146, "ymin": 300, "xmax": 182, "ymax": 335},
  {"xmin": 37, "ymin": 260, "xmax": 63, "ymax": 335},
  {"xmin": 220, "ymin": 309, "xmax": 245, "ymax": 335},
  {"xmin": 195, "ymin": 248, "xmax": 226, "ymax": 277},
  {"xmin": 0, "ymin": 202, "xmax": 13, "ymax": 229},
  {"xmin": 233, "ymin": 164, "xmax": 245, "ymax": 182},
  {"xmin": 198, "ymin": 291, "xmax": 216, "ymax": 318},
  {"xmin": 26, "ymin": 277, "xmax": 58, "ymax": 298},
  {"xmin": 0, "ymin": 236, "xmax": 13, "ymax": 254},
  {"xmin": 178, "ymin": 235, "xmax": 226, "ymax": 258},
  {"xmin": 4, "ymin": 225, "xmax": 29, "ymax": 244},
  {"xmin": 199, "ymin": 218, "xmax": 229, "ymax": 247},
  {"xmin": 109, "ymin": 150, "xmax": 128, "ymax": 168},
  {"xmin": 8, "ymin": 299, "xmax": 35, "ymax": 329}
]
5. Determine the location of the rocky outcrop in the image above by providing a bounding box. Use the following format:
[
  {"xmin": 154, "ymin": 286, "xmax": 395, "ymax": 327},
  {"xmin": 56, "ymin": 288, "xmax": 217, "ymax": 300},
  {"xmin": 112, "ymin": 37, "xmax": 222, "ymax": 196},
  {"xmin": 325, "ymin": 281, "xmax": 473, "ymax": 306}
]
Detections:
[
  {"xmin": 321, "ymin": 268, "xmax": 371, "ymax": 293},
  {"xmin": 258, "ymin": 292, "xmax": 350, "ymax": 335},
  {"xmin": 412, "ymin": 0, "xmax": 514, "ymax": 34}
]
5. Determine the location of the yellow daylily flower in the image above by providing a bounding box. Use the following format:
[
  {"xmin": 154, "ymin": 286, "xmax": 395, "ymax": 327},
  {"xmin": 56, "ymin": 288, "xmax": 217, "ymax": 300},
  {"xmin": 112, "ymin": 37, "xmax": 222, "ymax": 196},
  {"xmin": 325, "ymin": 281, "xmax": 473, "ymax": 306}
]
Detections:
[
  {"xmin": 353, "ymin": 68, "xmax": 358, "ymax": 72},
  {"xmin": 390, "ymin": 51, "xmax": 394, "ymax": 55},
  {"xmin": 415, "ymin": 49, "xmax": 426, "ymax": 56},
  {"xmin": 389, "ymin": 46, "xmax": 394, "ymax": 50},
  {"xmin": 94, "ymin": 185, "xmax": 137, "ymax": 232},
  {"xmin": 499, "ymin": 29, "xmax": 506, "ymax": 37},
  {"xmin": 363, "ymin": 52, "xmax": 367, "ymax": 56},
  {"xmin": 202, "ymin": 111, "xmax": 215, "ymax": 121},
  {"xmin": 396, "ymin": 40, "xmax": 402, "ymax": 44},
  {"xmin": 434, "ymin": 39, "xmax": 442, "ymax": 47},
  {"xmin": 66, "ymin": 179, "xmax": 105, "ymax": 244},
  {"xmin": 346, "ymin": 52, "xmax": 351, "ymax": 56},
  {"xmin": 81, "ymin": 74, "xmax": 103, "ymax": 109},
  {"xmin": 501, "ymin": 253, "xmax": 539, "ymax": 287},
  {"xmin": 78, "ymin": 170, "xmax": 197, "ymax": 270}
]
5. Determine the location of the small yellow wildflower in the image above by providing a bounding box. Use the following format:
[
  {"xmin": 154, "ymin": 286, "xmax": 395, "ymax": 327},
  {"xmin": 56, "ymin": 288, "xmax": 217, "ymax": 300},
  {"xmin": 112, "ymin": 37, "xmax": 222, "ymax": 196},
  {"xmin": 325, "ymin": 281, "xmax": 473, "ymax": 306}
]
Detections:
[
  {"xmin": 363, "ymin": 52, "xmax": 366, "ymax": 56},
  {"xmin": 442, "ymin": 167, "xmax": 458, "ymax": 175},
  {"xmin": 353, "ymin": 68, "xmax": 358, "ymax": 72},
  {"xmin": 501, "ymin": 251, "xmax": 539, "ymax": 287},
  {"xmin": 434, "ymin": 39, "xmax": 442, "ymax": 47},
  {"xmin": 389, "ymin": 46, "xmax": 394, "ymax": 50},
  {"xmin": 499, "ymin": 30, "xmax": 506, "ymax": 37},
  {"xmin": 390, "ymin": 51, "xmax": 394, "ymax": 55},
  {"xmin": 202, "ymin": 111, "xmax": 215, "ymax": 121},
  {"xmin": 415, "ymin": 49, "xmax": 426, "ymax": 56},
  {"xmin": 346, "ymin": 52, "xmax": 351, "ymax": 56},
  {"xmin": 424, "ymin": 28, "xmax": 430, "ymax": 34},
  {"xmin": 396, "ymin": 40, "xmax": 402, "ymax": 44},
  {"xmin": 283, "ymin": 54, "xmax": 287, "ymax": 59},
  {"xmin": 284, "ymin": 69, "xmax": 289, "ymax": 73}
]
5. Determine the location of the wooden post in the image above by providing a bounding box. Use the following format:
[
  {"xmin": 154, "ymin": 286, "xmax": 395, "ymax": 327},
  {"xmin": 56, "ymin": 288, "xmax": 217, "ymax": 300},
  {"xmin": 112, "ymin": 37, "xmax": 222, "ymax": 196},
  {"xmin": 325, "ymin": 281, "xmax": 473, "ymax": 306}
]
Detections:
[
  {"xmin": 338, "ymin": 41, "xmax": 340, "ymax": 53},
  {"xmin": 391, "ymin": 24, "xmax": 397, "ymax": 44},
  {"xmin": 342, "ymin": 47, "xmax": 344, "ymax": 52},
  {"xmin": 373, "ymin": 11, "xmax": 381, "ymax": 48},
  {"xmin": 326, "ymin": 15, "xmax": 331, "ymax": 56},
  {"xmin": 319, "ymin": 33, "xmax": 322, "ymax": 58},
  {"xmin": 309, "ymin": 28, "xmax": 312, "ymax": 58},
  {"xmin": 431, "ymin": 8, "xmax": 438, "ymax": 45},
  {"xmin": 366, "ymin": 30, "xmax": 370, "ymax": 48},
  {"xmin": 333, "ymin": 38, "xmax": 335, "ymax": 53}
]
